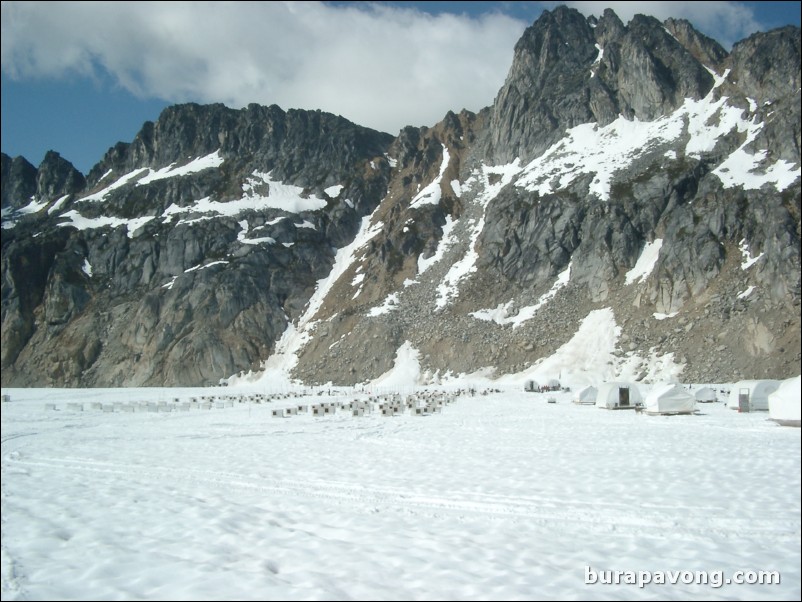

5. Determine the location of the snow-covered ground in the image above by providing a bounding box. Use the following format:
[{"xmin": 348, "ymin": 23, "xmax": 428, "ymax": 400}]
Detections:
[{"xmin": 2, "ymin": 384, "xmax": 799, "ymax": 601}]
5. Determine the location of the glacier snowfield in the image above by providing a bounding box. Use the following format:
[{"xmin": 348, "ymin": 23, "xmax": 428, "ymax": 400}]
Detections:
[{"xmin": 1, "ymin": 385, "xmax": 799, "ymax": 601}]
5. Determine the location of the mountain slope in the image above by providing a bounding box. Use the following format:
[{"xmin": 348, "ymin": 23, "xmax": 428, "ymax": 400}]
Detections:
[
  {"xmin": 2, "ymin": 7, "xmax": 800, "ymax": 387},
  {"xmin": 281, "ymin": 7, "xmax": 801, "ymax": 386},
  {"xmin": 2, "ymin": 105, "xmax": 393, "ymax": 386}
]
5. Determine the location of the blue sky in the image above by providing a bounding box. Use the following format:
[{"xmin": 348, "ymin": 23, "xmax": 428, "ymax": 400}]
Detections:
[{"xmin": 2, "ymin": 1, "xmax": 800, "ymax": 175}]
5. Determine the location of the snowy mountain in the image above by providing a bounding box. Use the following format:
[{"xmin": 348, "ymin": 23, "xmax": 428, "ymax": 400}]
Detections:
[{"xmin": 2, "ymin": 7, "xmax": 800, "ymax": 387}]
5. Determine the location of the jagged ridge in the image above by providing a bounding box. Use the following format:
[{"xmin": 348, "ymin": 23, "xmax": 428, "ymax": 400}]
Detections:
[{"xmin": 2, "ymin": 7, "xmax": 800, "ymax": 387}]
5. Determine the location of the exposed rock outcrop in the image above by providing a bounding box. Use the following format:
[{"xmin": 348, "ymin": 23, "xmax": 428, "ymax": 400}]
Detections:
[{"xmin": 2, "ymin": 7, "xmax": 799, "ymax": 387}]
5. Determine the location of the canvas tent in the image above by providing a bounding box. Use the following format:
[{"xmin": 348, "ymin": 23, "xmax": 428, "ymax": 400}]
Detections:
[
  {"xmin": 595, "ymin": 382, "xmax": 642, "ymax": 409},
  {"xmin": 546, "ymin": 379, "xmax": 561, "ymax": 390},
  {"xmin": 643, "ymin": 384, "xmax": 696, "ymax": 415},
  {"xmin": 768, "ymin": 376, "xmax": 801, "ymax": 427},
  {"xmin": 694, "ymin": 387, "xmax": 717, "ymax": 403},
  {"xmin": 573, "ymin": 385, "xmax": 598, "ymax": 405},
  {"xmin": 727, "ymin": 380, "xmax": 781, "ymax": 411}
]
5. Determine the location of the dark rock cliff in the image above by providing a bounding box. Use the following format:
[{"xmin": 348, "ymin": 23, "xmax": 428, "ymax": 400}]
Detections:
[
  {"xmin": 2, "ymin": 7, "xmax": 799, "ymax": 387},
  {"xmin": 2, "ymin": 105, "xmax": 394, "ymax": 386}
]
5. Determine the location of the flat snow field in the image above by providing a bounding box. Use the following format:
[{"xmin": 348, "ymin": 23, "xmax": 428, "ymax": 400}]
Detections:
[{"xmin": 1, "ymin": 387, "xmax": 799, "ymax": 601}]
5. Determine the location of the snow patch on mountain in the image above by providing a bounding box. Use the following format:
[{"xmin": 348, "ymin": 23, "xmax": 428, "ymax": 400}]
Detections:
[
  {"xmin": 368, "ymin": 293, "xmax": 400, "ymax": 317},
  {"xmin": 59, "ymin": 211, "xmax": 156, "ymax": 237},
  {"xmin": 137, "ymin": 150, "xmax": 224, "ymax": 186},
  {"xmin": 237, "ymin": 220, "xmax": 276, "ymax": 246},
  {"xmin": 238, "ymin": 209, "xmax": 386, "ymax": 386},
  {"xmin": 435, "ymin": 161, "xmax": 522, "ymax": 309},
  {"xmin": 324, "ymin": 184, "xmax": 344, "ymax": 198},
  {"xmin": 370, "ymin": 341, "xmax": 421, "ymax": 388},
  {"xmin": 239, "ymin": 172, "xmax": 328, "ymax": 213},
  {"xmin": 410, "ymin": 145, "xmax": 450, "ymax": 207},
  {"xmin": 714, "ymin": 147, "xmax": 801, "ymax": 191},
  {"xmin": 471, "ymin": 263, "xmax": 572, "ymax": 328},
  {"xmin": 492, "ymin": 307, "xmax": 682, "ymax": 387},
  {"xmin": 417, "ymin": 215, "xmax": 457, "ymax": 276},
  {"xmin": 79, "ymin": 168, "xmax": 149, "ymax": 202},
  {"xmin": 625, "ymin": 239, "xmax": 663, "ymax": 285},
  {"xmin": 739, "ymin": 239, "xmax": 764, "ymax": 270},
  {"xmin": 515, "ymin": 73, "xmax": 799, "ymax": 200},
  {"xmin": 47, "ymin": 195, "xmax": 70, "ymax": 214}
]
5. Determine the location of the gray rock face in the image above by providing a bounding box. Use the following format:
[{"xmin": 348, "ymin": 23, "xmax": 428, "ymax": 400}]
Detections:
[
  {"xmin": 728, "ymin": 26, "xmax": 801, "ymax": 104},
  {"xmin": 477, "ymin": 11, "xmax": 798, "ymax": 321},
  {"xmin": 663, "ymin": 17, "xmax": 728, "ymax": 69},
  {"xmin": 1, "ymin": 151, "xmax": 85, "ymax": 210},
  {"xmin": 87, "ymin": 103, "xmax": 392, "ymax": 194},
  {"xmin": 36, "ymin": 151, "xmax": 86, "ymax": 201},
  {"xmin": 2, "ymin": 104, "xmax": 393, "ymax": 386},
  {"xmin": 488, "ymin": 7, "xmax": 716, "ymax": 164},
  {"xmin": 2, "ymin": 8, "xmax": 800, "ymax": 387},
  {"xmin": 489, "ymin": 6, "xmax": 599, "ymax": 163},
  {"xmin": 599, "ymin": 14, "xmax": 715, "ymax": 121},
  {"xmin": 726, "ymin": 26, "xmax": 802, "ymax": 166},
  {"xmin": 1, "ymin": 154, "xmax": 37, "ymax": 210}
]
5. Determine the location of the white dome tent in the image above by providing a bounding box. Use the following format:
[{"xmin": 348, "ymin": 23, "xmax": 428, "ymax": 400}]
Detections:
[
  {"xmin": 573, "ymin": 385, "xmax": 598, "ymax": 405},
  {"xmin": 768, "ymin": 376, "xmax": 801, "ymax": 427},
  {"xmin": 727, "ymin": 380, "xmax": 781, "ymax": 411},
  {"xmin": 694, "ymin": 387, "xmax": 717, "ymax": 403},
  {"xmin": 643, "ymin": 384, "xmax": 696, "ymax": 416},
  {"xmin": 595, "ymin": 382, "xmax": 642, "ymax": 410}
]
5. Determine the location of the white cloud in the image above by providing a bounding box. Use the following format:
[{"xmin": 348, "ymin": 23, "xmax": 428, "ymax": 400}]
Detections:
[
  {"xmin": 1, "ymin": 1, "xmax": 526, "ymax": 133},
  {"xmin": 0, "ymin": 1, "xmax": 772, "ymax": 139},
  {"xmin": 561, "ymin": 1, "xmax": 762, "ymax": 49}
]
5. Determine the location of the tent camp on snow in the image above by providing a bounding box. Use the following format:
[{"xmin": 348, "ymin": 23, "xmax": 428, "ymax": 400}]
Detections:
[
  {"xmin": 524, "ymin": 379, "xmax": 560, "ymax": 393},
  {"xmin": 573, "ymin": 385, "xmax": 598, "ymax": 405},
  {"xmin": 595, "ymin": 382, "xmax": 643, "ymax": 410},
  {"xmin": 768, "ymin": 376, "xmax": 801, "ymax": 427},
  {"xmin": 727, "ymin": 380, "xmax": 781, "ymax": 412},
  {"xmin": 694, "ymin": 387, "xmax": 718, "ymax": 403},
  {"xmin": 643, "ymin": 384, "xmax": 696, "ymax": 416}
]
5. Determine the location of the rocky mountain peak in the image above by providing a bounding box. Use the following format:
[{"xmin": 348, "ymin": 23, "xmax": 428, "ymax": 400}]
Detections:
[
  {"xmin": 36, "ymin": 151, "xmax": 86, "ymax": 201},
  {"xmin": 489, "ymin": 6, "xmax": 597, "ymax": 163},
  {"xmin": 86, "ymin": 102, "xmax": 394, "ymax": 191},
  {"xmin": 612, "ymin": 13, "xmax": 715, "ymax": 116},
  {"xmin": 488, "ymin": 7, "xmax": 720, "ymax": 164},
  {"xmin": 1, "ymin": 8, "xmax": 800, "ymax": 388},
  {"xmin": 1, "ymin": 153, "xmax": 37, "ymax": 210},
  {"xmin": 593, "ymin": 9, "xmax": 625, "ymax": 46},
  {"xmin": 511, "ymin": 6, "xmax": 597, "ymax": 77},
  {"xmin": 1, "ymin": 151, "xmax": 84, "ymax": 212},
  {"xmin": 727, "ymin": 25, "xmax": 801, "ymax": 104},
  {"xmin": 2, "ymin": 101, "xmax": 396, "ymax": 386},
  {"xmin": 663, "ymin": 17, "xmax": 729, "ymax": 68}
]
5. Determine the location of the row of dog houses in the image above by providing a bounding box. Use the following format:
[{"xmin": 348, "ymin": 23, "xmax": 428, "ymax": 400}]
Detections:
[
  {"xmin": 46, "ymin": 398, "xmax": 240, "ymax": 412},
  {"xmin": 271, "ymin": 390, "xmax": 468, "ymax": 419},
  {"xmin": 570, "ymin": 377, "xmax": 800, "ymax": 425},
  {"xmin": 524, "ymin": 379, "xmax": 562, "ymax": 393}
]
